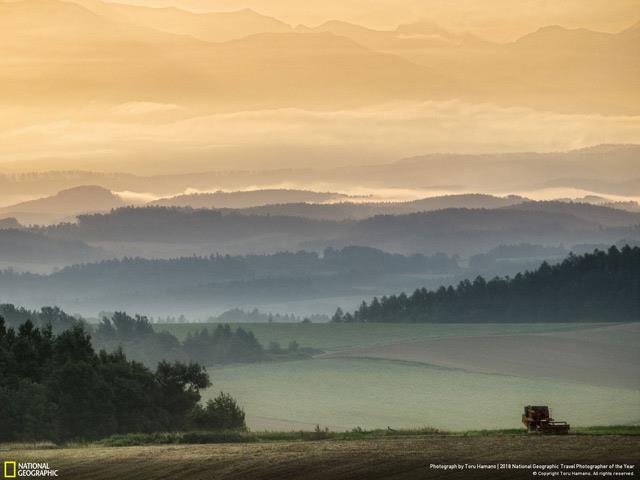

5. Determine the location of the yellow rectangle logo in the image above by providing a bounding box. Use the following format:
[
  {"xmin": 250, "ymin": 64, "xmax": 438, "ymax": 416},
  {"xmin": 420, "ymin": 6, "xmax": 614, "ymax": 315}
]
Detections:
[{"xmin": 3, "ymin": 461, "xmax": 16, "ymax": 479}]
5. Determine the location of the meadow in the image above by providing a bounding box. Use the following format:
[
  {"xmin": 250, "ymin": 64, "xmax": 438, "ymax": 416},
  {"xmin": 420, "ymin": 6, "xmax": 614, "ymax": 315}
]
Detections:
[
  {"xmin": 154, "ymin": 322, "xmax": 640, "ymax": 432},
  {"xmin": 203, "ymin": 357, "xmax": 640, "ymax": 431}
]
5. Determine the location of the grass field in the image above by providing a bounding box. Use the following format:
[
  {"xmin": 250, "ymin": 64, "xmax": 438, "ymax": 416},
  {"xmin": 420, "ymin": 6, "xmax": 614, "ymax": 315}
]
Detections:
[
  {"xmin": 204, "ymin": 357, "xmax": 640, "ymax": 431},
  {"xmin": 322, "ymin": 323, "xmax": 640, "ymax": 389},
  {"xmin": 4, "ymin": 436, "xmax": 639, "ymax": 480},
  {"xmin": 155, "ymin": 322, "xmax": 640, "ymax": 432}
]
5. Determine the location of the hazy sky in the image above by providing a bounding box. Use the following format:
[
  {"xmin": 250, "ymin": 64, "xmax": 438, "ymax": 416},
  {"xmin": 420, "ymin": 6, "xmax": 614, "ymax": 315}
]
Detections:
[
  {"xmin": 2, "ymin": 101, "xmax": 639, "ymax": 173},
  {"xmin": 102, "ymin": 0, "xmax": 640, "ymax": 41},
  {"xmin": 0, "ymin": 0, "xmax": 638, "ymax": 180}
]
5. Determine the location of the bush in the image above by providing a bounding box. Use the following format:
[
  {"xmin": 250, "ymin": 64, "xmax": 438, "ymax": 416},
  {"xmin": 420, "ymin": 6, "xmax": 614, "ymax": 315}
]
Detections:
[{"xmin": 187, "ymin": 392, "xmax": 246, "ymax": 431}]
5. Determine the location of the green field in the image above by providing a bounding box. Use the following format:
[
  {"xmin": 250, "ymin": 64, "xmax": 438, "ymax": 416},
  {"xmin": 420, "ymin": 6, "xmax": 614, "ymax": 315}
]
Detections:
[
  {"xmin": 203, "ymin": 358, "xmax": 640, "ymax": 431},
  {"xmin": 155, "ymin": 322, "xmax": 640, "ymax": 432},
  {"xmin": 156, "ymin": 322, "xmax": 605, "ymax": 352}
]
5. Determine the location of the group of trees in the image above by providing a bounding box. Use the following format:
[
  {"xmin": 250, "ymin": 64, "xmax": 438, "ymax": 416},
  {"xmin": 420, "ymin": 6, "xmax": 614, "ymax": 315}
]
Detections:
[
  {"xmin": 334, "ymin": 246, "xmax": 640, "ymax": 323},
  {"xmin": 214, "ymin": 308, "xmax": 328, "ymax": 324},
  {"xmin": 182, "ymin": 325, "xmax": 265, "ymax": 365},
  {"xmin": 0, "ymin": 319, "xmax": 245, "ymax": 442},
  {"xmin": 0, "ymin": 306, "xmax": 317, "ymax": 368},
  {"xmin": 94, "ymin": 312, "xmax": 185, "ymax": 366},
  {"xmin": 96, "ymin": 312, "xmax": 299, "ymax": 367},
  {"xmin": 0, "ymin": 304, "xmax": 78, "ymax": 332}
]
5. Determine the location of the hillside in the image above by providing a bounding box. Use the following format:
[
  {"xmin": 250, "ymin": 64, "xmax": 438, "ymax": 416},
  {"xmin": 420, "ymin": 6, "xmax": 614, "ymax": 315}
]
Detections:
[
  {"xmin": 0, "ymin": 186, "xmax": 126, "ymax": 224},
  {"xmin": 0, "ymin": 217, "xmax": 21, "ymax": 229},
  {"xmin": 340, "ymin": 246, "xmax": 640, "ymax": 323},
  {"xmin": 229, "ymin": 194, "xmax": 526, "ymax": 220}
]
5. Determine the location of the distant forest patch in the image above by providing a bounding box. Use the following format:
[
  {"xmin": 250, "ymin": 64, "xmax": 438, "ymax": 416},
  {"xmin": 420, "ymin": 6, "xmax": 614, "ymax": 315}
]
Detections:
[{"xmin": 335, "ymin": 246, "xmax": 640, "ymax": 323}]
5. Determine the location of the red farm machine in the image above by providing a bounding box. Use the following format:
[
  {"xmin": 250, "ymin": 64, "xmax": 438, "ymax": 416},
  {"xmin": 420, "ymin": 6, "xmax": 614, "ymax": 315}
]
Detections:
[{"xmin": 522, "ymin": 406, "xmax": 570, "ymax": 434}]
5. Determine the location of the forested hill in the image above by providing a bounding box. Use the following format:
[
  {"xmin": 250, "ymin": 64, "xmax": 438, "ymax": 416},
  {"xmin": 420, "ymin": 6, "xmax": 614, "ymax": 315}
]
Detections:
[{"xmin": 336, "ymin": 246, "xmax": 640, "ymax": 323}]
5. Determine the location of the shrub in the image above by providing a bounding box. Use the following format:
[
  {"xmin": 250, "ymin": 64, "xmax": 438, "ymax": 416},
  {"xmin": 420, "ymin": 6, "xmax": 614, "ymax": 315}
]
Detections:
[{"xmin": 187, "ymin": 392, "xmax": 246, "ymax": 431}]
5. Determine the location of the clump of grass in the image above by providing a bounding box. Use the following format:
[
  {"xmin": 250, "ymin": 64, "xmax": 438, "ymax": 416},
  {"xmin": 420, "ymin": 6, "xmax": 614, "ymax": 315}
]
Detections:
[
  {"xmin": 181, "ymin": 431, "xmax": 257, "ymax": 444},
  {"xmin": 453, "ymin": 429, "xmax": 527, "ymax": 437},
  {"xmin": 56, "ymin": 424, "xmax": 640, "ymax": 448},
  {"xmin": 98, "ymin": 431, "xmax": 262, "ymax": 447},
  {"xmin": 97, "ymin": 433, "xmax": 182, "ymax": 447},
  {"xmin": 571, "ymin": 425, "xmax": 640, "ymax": 436}
]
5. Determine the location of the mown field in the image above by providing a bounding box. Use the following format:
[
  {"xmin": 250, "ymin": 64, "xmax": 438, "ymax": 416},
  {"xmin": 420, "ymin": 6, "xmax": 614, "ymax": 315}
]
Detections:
[{"xmin": 5, "ymin": 435, "xmax": 640, "ymax": 480}]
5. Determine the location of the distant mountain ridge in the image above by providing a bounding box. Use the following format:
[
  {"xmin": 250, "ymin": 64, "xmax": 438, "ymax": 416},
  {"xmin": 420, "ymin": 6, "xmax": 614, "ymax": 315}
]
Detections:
[
  {"xmin": 74, "ymin": 0, "xmax": 292, "ymax": 42},
  {"xmin": 0, "ymin": 0, "xmax": 448, "ymax": 110},
  {"xmin": 2, "ymin": 0, "xmax": 637, "ymax": 113}
]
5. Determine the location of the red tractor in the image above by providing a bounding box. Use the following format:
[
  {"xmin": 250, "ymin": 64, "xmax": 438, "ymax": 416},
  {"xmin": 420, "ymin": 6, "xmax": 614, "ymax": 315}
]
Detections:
[{"xmin": 522, "ymin": 405, "xmax": 570, "ymax": 434}]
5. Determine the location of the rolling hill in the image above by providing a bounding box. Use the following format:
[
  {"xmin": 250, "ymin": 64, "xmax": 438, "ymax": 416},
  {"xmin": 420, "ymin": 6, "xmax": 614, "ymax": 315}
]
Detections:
[
  {"xmin": 0, "ymin": 186, "xmax": 126, "ymax": 224},
  {"xmin": 38, "ymin": 204, "xmax": 639, "ymax": 257},
  {"xmin": 503, "ymin": 201, "xmax": 640, "ymax": 227},
  {"xmin": 223, "ymin": 194, "xmax": 525, "ymax": 220},
  {"xmin": 149, "ymin": 189, "xmax": 355, "ymax": 209}
]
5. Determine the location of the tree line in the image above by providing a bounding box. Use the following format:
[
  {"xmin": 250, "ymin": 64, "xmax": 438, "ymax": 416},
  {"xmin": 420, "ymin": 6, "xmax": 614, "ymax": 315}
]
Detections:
[
  {"xmin": 0, "ymin": 307, "xmax": 309, "ymax": 367},
  {"xmin": 333, "ymin": 246, "xmax": 640, "ymax": 323},
  {"xmin": 0, "ymin": 319, "xmax": 245, "ymax": 442},
  {"xmin": 96, "ymin": 313, "xmax": 309, "ymax": 366}
]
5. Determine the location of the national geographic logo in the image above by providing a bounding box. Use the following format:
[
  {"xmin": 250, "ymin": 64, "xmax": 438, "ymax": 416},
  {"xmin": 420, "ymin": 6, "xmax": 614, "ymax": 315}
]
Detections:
[
  {"xmin": 3, "ymin": 462, "xmax": 16, "ymax": 479},
  {"xmin": 3, "ymin": 461, "xmax": 58, "ymax": 478}
]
